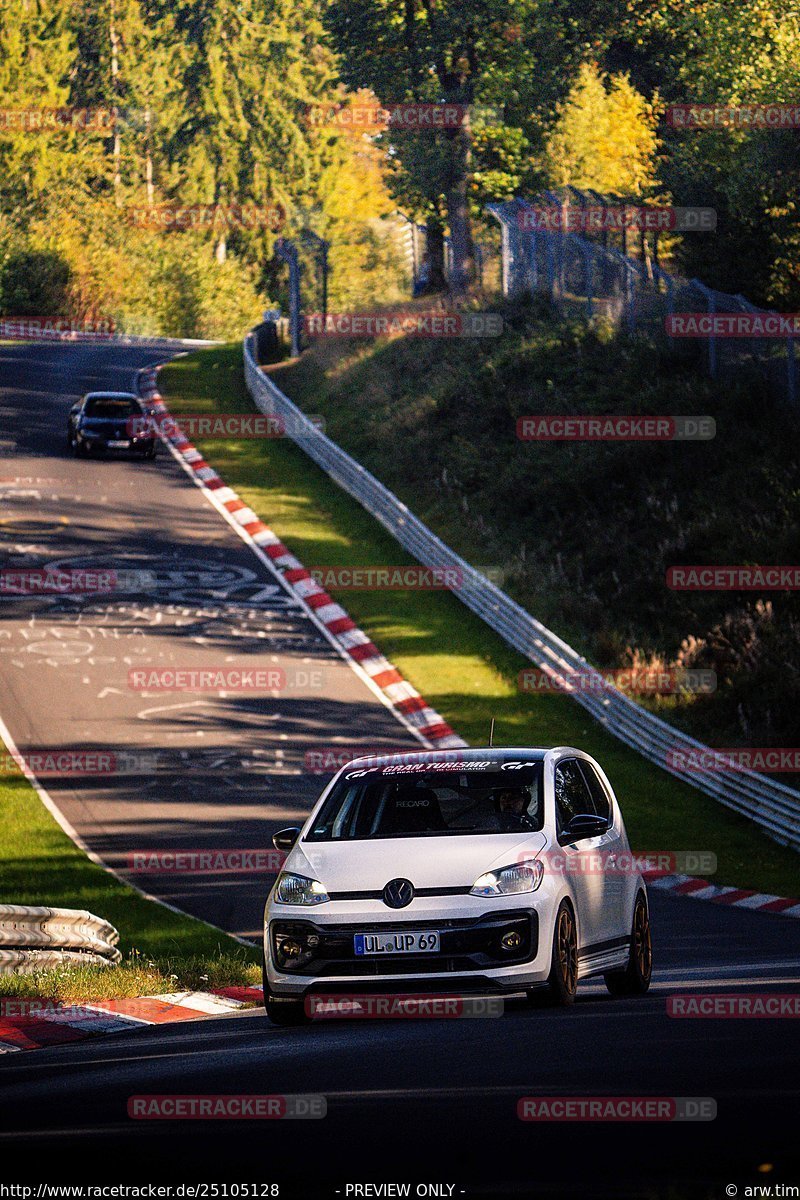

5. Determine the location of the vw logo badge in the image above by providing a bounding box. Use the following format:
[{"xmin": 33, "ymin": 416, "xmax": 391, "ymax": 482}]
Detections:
[{"xmin": 382, "ymin": 878, "xmax": 414, "ymax": 909}]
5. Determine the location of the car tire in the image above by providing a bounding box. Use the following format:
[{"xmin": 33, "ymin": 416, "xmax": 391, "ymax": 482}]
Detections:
[
  {"xmin": 546, "ymin": 900, "xmax": 579, "ymax": 1006},
  {"xmin": 262, "ymin": 954, "xmax": 309, "ymax": 1027},
  {"xmin": 604, "ymin": 893, "xmax": 652, "ymax": 997}
]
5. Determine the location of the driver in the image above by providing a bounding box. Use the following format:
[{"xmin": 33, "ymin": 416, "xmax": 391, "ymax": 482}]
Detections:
[{"xmin": 495, "ymin": 787, "xmax": 535, "ymax": 831}]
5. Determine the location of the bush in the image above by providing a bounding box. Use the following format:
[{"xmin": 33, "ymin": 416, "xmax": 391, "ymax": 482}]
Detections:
[{"xmin": 0, "ymin": 249, "xmax": 72, "ymax": 315}]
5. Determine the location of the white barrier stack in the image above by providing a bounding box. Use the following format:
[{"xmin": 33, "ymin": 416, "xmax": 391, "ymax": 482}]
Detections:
[{"xmin": 0, "ymin": 905, "xmax": 121, "ymax": 973}]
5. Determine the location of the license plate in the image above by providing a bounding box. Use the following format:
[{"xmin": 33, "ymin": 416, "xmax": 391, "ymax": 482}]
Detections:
[
  {"xmin": 354, "ymin": 930, "xmax": 440, "ymax": 956},
  {"xmin": 107, "ymin": 439, "xmax": 130, "ymax": 448}
]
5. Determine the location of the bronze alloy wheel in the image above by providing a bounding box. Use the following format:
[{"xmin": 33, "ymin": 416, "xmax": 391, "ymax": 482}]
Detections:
[
  {"xmin": 604, "ymin": 893, "xmax": 653, "ymax": 997},
  {"xmin": 542, "ymin": 901, "xmax": 579, "ymax": 1005},
  {"xmin": 633, "ymin": 895, "xmax": 653, "ymax": 982}
]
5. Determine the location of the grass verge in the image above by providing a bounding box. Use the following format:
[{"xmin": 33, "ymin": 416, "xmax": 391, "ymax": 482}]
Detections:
[
  {"xmin": 157, "ymin": 343, "xmax": 800, "ymax": 898},
  {"xmin": 0, "ymin": 773, "xmax": 259, "ymax": 998}
]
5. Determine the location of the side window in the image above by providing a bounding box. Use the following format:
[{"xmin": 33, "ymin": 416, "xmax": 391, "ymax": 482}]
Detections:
[
  {"xmin": 553, "ymin": 760, "xmax": 594, "ymax": 836},
  {"xmin": 578, "ymin": 761, "xmax": 611, "ymax": 824}
]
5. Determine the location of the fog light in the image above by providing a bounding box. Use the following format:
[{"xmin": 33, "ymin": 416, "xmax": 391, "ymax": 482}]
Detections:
[
  {"xmin": 500, "ymin": 930, "xmax": 522, "ymax": 952},
  {"xmin": 272, "ymin": 925, "xmax": 318, "ymax": 971}
]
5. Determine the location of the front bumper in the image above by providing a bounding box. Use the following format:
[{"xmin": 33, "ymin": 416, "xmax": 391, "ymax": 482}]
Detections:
[
  {"xmin": 77, "ymin": 432, "xmax": 155, "ymax": 452},
  {"xmin": 265, "ymin": 906, "xmax": 550, "ymax": 997}
]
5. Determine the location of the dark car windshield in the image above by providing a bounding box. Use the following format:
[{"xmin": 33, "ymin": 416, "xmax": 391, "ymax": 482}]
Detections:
[
  {"xmin": 305, "ymin": 762, "xmax": 544, "ymax": 841},
  {"xmin": 84, "ymin": 397, "xmax": 139, "ymax": 419}
]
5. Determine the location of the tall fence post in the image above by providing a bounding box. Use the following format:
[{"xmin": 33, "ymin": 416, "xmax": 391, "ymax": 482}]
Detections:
[
  {"xmin": 487, "ymin": 202, "xmax": 530, "ymax": 298},
  {"xmin": 788, "ymin": 335, "xmax": 797, "ymax": 404},
  {"xmin": 575, "ymin": 238, "xmax": 593, "ymax": 318},
  {"xmin": 275, "ymin": 238, "xmax": 301, "ymax": 357},
  {"xmin": 302, "ymin": 229, "xmax": 331, "ymax": 322},
  {"xmin": 690, "ymin": 281, "xmax": 717, "ymax": 379},
  {"xmin": 663, "ymin": 270, "xmax": 675, "ymax": 350},
  {"xmin": 395, "ymin": 210, "xmax": 418, "ymax": 292},
  {"xmin": 624, "ymin": 260, "xmax": 637, "ymax": 333},
  {"xmin": 544, "ymin": 191, "xmax": 565, "ymax": 301}
]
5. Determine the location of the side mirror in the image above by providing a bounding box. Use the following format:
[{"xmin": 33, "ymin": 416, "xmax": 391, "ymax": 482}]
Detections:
[
  {"xmin": 562, "ymin": 813, "xmax": 608, "ymax": 842},
  {"xmin": 272, "ymin": 827, "xmax": 301, "ymax": 852}
]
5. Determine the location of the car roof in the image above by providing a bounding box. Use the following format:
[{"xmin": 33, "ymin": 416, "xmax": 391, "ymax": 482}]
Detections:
[
  {"xmin": 346, "ymin": 746, "xmax": 582, "ymax": 768},
  {"xmin": 82, "ymin": 391, "xmax": 140, "ymax": 401}
]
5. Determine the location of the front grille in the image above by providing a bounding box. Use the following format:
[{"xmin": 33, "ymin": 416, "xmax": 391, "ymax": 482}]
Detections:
[{"xmin": 270, "ymin": 910, "xmax": 537, "ymax": 977}]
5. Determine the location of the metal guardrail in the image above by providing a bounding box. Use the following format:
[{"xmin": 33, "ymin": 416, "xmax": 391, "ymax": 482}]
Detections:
[
  {"xmin": 243, "ymin": 330, "xmax": 800, "ymax": 853},
  {"xmin": 0, "ymin": 905, "xmax": 121, "ymax": 973}
]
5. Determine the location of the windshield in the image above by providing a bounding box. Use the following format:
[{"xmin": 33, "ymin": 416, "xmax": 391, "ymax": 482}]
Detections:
[
  {"xmin": 84, "ymin": 397, "xmax": 139, "ymax": 419},
  {"xmin": 306, "ymin": 762, "xmax": 544, "ymax": 841}
]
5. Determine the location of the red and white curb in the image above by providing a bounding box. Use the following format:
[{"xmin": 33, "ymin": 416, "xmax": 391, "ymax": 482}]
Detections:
[
  {"xmin": 644, "ymin": 872, "xmax": 800, "ymax": 917},
  {"xmin": 137, "ymin": 367, "xmax": 465, "ymax": 753},
  {"xmin": 0, "ymin": 986, "xmax": 264, "ymax": 1054}
]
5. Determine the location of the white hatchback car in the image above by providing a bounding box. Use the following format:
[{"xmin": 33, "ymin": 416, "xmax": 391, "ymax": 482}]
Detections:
[{"xmin": 262, "ymin": 747, "xmax": 652, "ymax": 1024}]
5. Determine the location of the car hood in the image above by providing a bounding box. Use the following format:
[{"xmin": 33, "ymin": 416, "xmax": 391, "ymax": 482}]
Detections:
[{"xmin": 286, "ymin": 832, "xmax": 548, "ymax": 892}]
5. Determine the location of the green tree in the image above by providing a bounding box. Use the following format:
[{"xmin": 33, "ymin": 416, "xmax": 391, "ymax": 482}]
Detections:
[
  {"xmin": 0, "ymin": 0, "xmax": 79, "ymax": 224},
  {"xmin": 326, "ymin": 0, "xmax": 548, "ymax": 292}
]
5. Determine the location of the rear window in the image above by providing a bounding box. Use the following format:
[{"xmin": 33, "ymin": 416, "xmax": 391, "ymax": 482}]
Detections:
[
  {"xmin": 306, "ymin": 763, "xmax": 545, "ymax": 841},
  {"xmin": 84, "ymin": 397, "xmax": 139, "ymax": 418}
]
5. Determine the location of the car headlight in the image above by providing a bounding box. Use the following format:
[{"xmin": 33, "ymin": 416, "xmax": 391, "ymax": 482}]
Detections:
[
  {"xmin": 470, "ymin": 859, "xmax": 544, "ymax": 896},
  {"xmin": 274, "ymin": 872, "xmax": 329, "ymax": 906}
]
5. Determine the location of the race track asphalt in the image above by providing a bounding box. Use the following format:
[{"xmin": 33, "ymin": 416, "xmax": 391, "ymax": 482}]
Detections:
[{"xmin": 1, "ymin": 340, "xmax": 798, "ymax": 1196}]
